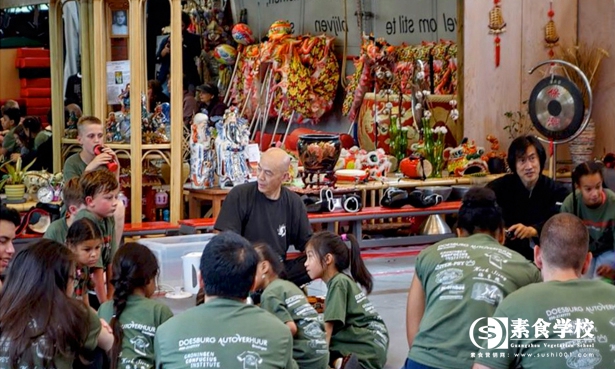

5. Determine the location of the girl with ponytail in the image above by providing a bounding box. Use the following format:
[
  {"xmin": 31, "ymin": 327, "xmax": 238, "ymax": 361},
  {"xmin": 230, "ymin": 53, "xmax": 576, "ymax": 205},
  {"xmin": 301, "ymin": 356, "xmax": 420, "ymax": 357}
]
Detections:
[
  {"xmin": 98, "ymin": 242, "xmax": 173, "ymax": 369},
  {"xmin": 304, "ymin": 231, "xmax": 389, "ymax": 369}
]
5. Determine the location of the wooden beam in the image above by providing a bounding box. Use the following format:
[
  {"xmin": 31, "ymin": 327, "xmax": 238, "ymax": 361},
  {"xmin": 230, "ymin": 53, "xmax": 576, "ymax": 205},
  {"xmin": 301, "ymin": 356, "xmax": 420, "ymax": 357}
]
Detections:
[
  {"xmin": 169, "ymin": 0, "xmax": 183, "ymax": 222},
  {"xmin": 49, "ymin": 0, "xmax": 64, "ymax": 173},
  {"xmin": 128, "ymin": 0, "xmax": 144, "ymax": 221},
  {"xmin": 92, "ymin": 0, "xmax": 107, "ymax": 118}
]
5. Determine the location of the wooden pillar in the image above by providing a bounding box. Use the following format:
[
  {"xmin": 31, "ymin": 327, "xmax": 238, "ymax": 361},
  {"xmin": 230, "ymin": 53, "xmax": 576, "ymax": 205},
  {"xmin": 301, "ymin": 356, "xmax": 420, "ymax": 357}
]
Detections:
[
  {"xmin": 92, "ymin": 0, "xmax": 107, "ymax": 118},
  {"xmin": 49, "ymin": 0, "xmax": 64, "ymax": 173},
  {"xmin": 169, "ymin": 0, "xmax": 183, "ymax": 223},
  {"xmin": 129, "ymin": 0, "xmax": 145, "ymax": 221},
  {"xmin": 80, "ymin": 0, "xmax": 93, "ymax": 114}
]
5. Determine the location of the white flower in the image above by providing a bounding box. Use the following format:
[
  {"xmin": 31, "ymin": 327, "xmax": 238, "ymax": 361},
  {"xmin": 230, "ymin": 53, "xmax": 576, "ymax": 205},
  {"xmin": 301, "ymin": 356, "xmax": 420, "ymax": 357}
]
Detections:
[
  {"xmin": 436, "ymin": 126, "xmax": 448, "ymax": 135},
  {"xmin": 376, "ymin": 70, "xmax": 385, "ymax": 79},
  {"xmin": 422, "ymin": 90, "xmax": 431, "ymax": 96},
  {"xmin": 415, "ymin": 91, "xmax": 423, "ymax": 99},
  {"xmin": 414, "ymin": 103, "xmax": 422, "ymax": 111},
  {"xmin": 385, "ymin": 102, "xmax": 393, "ymax": 110},
  {"xmin": 385, "ymin": 71, "xmax": 393, "ymax": 78},
  {"xmin": 450, "ymin": 109, "xmax": 459, "ymax": 121},
  {"xmin": 424, "ymin": 111, "xmax": 432, "ymax": 119},
  {"xmin": 416, "ymin": 71, "xmax": 425, "ymax": 80},
  {"xmin": 449, "ymin": 100, "xmax": 457, "ymax": 107}
]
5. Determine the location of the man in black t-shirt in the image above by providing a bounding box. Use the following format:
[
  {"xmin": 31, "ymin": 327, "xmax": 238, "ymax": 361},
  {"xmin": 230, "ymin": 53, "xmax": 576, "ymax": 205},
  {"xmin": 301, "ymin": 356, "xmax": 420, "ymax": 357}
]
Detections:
[{"xmin": 215, "ymin": 148, "xmax": 312, "ymax": 286}]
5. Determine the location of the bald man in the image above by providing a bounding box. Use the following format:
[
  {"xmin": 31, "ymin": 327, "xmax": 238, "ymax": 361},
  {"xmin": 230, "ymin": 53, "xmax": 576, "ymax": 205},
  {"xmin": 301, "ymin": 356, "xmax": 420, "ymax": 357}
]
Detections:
[{"xmin": 215, "ymin": 148, "xmax": 312, "ymax": 285}]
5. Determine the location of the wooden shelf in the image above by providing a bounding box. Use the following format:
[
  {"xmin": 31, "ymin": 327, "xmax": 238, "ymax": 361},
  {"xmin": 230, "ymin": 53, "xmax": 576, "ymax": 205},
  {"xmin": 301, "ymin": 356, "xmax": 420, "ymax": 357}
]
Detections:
[{"xmin": 61, "ymin": 139, "xmax": 171, "ymax": 150}]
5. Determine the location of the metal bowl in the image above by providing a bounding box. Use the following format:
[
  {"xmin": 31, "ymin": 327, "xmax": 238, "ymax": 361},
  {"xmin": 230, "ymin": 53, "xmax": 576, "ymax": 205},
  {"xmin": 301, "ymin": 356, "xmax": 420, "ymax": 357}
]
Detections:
[
  {"xmin": 450, "ymin": 185, "xmax": 472, "ymax": 201},
  {"xmin": 418, "ymin": 186, "xmax": 453, "ymax": 202}
]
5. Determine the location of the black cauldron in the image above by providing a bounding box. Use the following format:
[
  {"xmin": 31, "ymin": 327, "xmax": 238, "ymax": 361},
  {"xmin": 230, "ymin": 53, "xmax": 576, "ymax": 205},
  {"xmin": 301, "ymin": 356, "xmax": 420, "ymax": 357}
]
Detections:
[{"xmin": 297, "ymin": 134, "xmax": 341, "ymax": 173}]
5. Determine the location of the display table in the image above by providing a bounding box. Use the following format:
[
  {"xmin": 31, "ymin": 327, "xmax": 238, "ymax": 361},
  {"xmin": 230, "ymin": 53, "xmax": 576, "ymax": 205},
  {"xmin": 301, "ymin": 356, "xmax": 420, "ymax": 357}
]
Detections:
[
  {"xmin": 178, "ymin": 200, "xmax": 462, "ymax": 248},
  {"xmin": 184, "ymin": 185, "xmax": 230, "ymax": 219}
]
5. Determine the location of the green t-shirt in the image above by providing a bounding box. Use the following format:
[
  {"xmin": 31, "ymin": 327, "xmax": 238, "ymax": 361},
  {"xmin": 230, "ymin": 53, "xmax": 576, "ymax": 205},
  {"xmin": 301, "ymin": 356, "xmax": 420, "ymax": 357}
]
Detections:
[
  {"xmin": 261, "ymin": 278, "xmax": 329, "ymax": 369},
  {"xmin": 324, "ymin": 272, "xmax": 389, "ymax": 369},
  {"xmin": 409, "ymin": 233, "xmax": 542, "ymax": 369},
  {"xmin": 561, "ymin": 189, "xmax": 615, "ymax": 257},
  {"xmin": 63, "ymin": 152, "xmax": 88, "ymax": 181},
  {"xmin": 73, "ymin": 209, "xmax": 117, "ymax": 269},
  {"xmin": 43, "ymin": 218, "xmax": 69, "ymax": 244},
  {"xmin": 99, "ymin": 295, "xmax": 173, "ymax": 369},
  {"xmin": 0, "ymin": 306, "xmax": 101, "ymax": 369},
  {"xmin": 1, "ymin": 126, "xmax": 17, "ymax": 154},
  {"xmin": 475, "ymin": 279, "xmax": 615, "ymax": 369},
  {"xmin": 33, "ymin": 130, "xmax": 51, "ymax": 150},
  {"xmin": 154, "ymin": 298, "xmax": 298, "ymax": 369}
]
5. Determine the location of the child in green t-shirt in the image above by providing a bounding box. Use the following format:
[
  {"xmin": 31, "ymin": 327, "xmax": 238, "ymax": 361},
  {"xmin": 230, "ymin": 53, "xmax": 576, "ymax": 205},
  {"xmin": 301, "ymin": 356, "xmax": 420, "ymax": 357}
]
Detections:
[
  {"xmin": 254, "ymin": 242, "xmax": 329, "ymax": 369},
  {"xmin": 99, "ymin": 242, "xmax": 173, "ymax": 369},
  {"xmin": 43, "ymin": 178, "xmax": 87, "ymax": 244},
  {"xmin": 561, "ymin": 160, "xmax": 615, "ymax": 278},
  {"xmin": 63, "ymin": 115, "xmax": 124, "ymax": 249},
  {"xmin": 304, "ymin": 232, "xmax": 389, "ymax": 369},
  {"xmin": 74, "ymin": 169, "xmax": 120, "ymax": 308},
  {"xmin": 66, "ymin": 218, "xmax": 103, "ymax": 308}
]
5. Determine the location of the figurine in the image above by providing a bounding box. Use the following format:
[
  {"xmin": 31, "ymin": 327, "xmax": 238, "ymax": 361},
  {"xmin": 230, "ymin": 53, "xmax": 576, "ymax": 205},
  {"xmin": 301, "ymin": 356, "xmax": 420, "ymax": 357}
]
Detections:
[
  {"xmin": 190, "ymin": 113, "xmax": 216, "ymax": 189},
  {"xmin": 215, "ymin": 107, "xmax": 250, "ymax": 188}
]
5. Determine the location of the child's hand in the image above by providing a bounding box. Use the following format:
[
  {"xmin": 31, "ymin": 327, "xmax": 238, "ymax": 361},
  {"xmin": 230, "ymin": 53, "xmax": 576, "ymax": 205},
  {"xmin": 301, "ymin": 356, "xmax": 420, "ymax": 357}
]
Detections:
[
  {"xmin": 100, "ymin": 318, "xmax": 113, "ymax": 334},
  {"xmin": 596, "ymin": 265, "xmax": 615, "ymax": 280},
  {"xmin": 87, "ymin": 152, "xmax": 115, "ymax": 172}
]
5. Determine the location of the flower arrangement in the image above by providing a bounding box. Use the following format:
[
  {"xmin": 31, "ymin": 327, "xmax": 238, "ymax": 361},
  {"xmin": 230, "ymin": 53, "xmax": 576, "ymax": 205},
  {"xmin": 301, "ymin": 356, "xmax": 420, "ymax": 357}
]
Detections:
[{"xmin": 411, "ymin": 87, "xmax": 458, "ymax": 178}]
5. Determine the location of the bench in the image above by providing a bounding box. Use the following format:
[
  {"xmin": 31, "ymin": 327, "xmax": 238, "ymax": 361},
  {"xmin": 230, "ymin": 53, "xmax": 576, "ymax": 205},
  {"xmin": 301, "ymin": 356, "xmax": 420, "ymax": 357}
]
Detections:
[{"xmin": 178, "ymin": 201, "xmax": 462, "ymax": 248}]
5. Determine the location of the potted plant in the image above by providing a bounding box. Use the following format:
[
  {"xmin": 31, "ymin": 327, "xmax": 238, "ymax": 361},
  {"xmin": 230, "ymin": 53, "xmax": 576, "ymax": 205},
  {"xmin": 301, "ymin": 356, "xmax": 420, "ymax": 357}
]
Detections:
[
  {"xmin": 503, "ymin": 101, "xmax": 534, "ymax": 139},
  {"xmin": 0, "ymin": 157, "xmax": 36, "ymax": 202},
  {"xmin": 558, "ymin": 43, "xmax": 609, "ymax": 166}
]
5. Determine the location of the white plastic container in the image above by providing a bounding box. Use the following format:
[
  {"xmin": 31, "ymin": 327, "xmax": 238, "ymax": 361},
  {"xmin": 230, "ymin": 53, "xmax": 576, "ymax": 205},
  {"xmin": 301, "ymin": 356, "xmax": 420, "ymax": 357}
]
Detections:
[
  {"xmin": 139, "ymin": 233, "xmax": 214, "ymax": 291},
  {"xmin": 182, "ymin": 252, "xmax": 203, "ymax": 294}
]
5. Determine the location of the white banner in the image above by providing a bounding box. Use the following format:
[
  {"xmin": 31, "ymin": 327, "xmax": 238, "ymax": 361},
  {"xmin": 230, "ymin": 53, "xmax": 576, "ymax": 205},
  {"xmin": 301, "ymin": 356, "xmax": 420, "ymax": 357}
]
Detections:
[{"xmin": 231, "ymin": 0, "xmax": 457, "ymax": 53}]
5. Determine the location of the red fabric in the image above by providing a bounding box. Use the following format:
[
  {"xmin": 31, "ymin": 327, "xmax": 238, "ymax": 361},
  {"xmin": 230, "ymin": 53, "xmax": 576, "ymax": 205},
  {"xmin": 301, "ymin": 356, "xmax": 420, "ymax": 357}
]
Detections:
[
  {"xmin": 0, "ymin": 98, "xmax": 26, "ymax": 108},
  {"xmin": 26, "ymin": 107, "xmax": 50, "ymax": 116},
  {"xmin": 284, "ymin": 127, "xmax": 354, "ymax": 151},
  {"xmin": 15, "ymin": 57, "xmax": 51, "ymax": 69},
  {"xmin": 253, "ymin": 132, "xmax": 283, "ymax": 151},
  {"xmin": 21, "ymin": 88, "xmax": 52, "ymax": 98},
  {"xmin": 24, "ymin": 98, "xmax": 51, "ymax": 107},
  {"xmin": 16, "ymin": 48, "xmax": 49, "ymax": 58},
  {"xmin": 20, "ymin": 78, "xmax": 51, "ymax": 88}
]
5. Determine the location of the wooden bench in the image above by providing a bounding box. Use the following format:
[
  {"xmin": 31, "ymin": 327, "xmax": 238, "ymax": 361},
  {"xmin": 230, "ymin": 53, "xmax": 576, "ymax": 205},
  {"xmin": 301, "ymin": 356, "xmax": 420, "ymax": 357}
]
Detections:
[{"xmin": 178, "ymin": 201, "xmax": 462, "ymax": 248}]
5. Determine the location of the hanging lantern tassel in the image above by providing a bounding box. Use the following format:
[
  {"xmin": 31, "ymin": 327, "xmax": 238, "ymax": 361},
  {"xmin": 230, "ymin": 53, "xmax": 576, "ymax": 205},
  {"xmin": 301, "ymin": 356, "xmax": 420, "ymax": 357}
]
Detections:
[
  {"xmin": 488, "ymin": 1, "xmax": 506, "ymax": 68},
  {"xmin": 544, "ymin": 2, "xmax": 559, "ymax": 58}
]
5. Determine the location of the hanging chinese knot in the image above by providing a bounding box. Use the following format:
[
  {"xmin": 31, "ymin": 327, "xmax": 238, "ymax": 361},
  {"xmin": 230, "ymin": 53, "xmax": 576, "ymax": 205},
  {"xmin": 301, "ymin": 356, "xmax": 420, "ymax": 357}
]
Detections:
[
  {"xmin": 544, "ymin": 1, "xmax": 559, "ymax": 58},
  {"xmin": 488, "ymin": 0, "xmax": 506, "ymax": 67}
]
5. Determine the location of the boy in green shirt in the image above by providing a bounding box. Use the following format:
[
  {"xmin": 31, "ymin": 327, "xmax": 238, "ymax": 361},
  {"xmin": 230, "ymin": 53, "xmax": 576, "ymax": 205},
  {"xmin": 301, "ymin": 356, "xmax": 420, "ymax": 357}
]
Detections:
[
  {"xmin": 474, "ymin": 213, "xmax": 615, "ymax": 369},
  {"xmin": 155, "ymin": 232, "xmax": 297, "ymax": 369},
  {"xmin": 43, "ymin": 178, "xmax": 87, "ymax": 243},
  {"xmin": 63, "ymin": 115, "xmax": 124, "ymax": 248},
  {"xmin": 73, "ymin": 169, "xmax": 120, "ymax": 308}
]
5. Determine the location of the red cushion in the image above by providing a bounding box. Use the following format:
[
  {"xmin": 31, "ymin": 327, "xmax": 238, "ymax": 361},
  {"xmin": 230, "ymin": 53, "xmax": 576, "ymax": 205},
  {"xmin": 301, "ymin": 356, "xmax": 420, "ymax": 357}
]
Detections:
[
  {"xmin": 21, "ymin": 88, "xmax": 51, "ymax": 98},
  {"xmin": 26, "ymin": 107, "xmax": 50, "ymax": 116},
  {"xmin": 16, "ymin": 48, "xmax": 49, "ymax": 58},
  {"xmin": 20, "ymin": 78, "xmax": 51, "ymax": 88},
  {"xmin": 15, "ymin": 58, "xmax": 51, "ymax": 69},
  {"xmin": 24, "ymin": 98, "xmax": 51, "ymax": 108}
]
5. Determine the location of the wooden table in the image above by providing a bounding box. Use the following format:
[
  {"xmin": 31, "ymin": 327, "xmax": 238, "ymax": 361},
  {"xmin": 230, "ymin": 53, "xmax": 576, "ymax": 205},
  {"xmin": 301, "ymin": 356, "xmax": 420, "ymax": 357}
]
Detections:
[{"xmin": 185, "ymin": 186, "xmax": 230, "ymax": 219}]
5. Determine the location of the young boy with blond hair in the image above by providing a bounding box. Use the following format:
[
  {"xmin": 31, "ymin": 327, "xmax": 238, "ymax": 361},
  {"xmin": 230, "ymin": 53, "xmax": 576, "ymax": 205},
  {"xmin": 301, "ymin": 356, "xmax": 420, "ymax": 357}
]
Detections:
[
  {"xmin": 63, "ymin": 115, "xmax": 125, "ymax": 248},
  {"xmin": 73, "ymin": 169, "xmax": 120, "ymax": 309},
  {"xmin": 43, "ymin": 177, "xmax": 87, "ymax": 243}
]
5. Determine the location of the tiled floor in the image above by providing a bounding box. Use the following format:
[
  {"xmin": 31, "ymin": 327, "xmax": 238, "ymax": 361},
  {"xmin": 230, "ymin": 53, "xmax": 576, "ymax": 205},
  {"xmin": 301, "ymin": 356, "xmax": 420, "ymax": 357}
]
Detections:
[{"xmin": 160, "ymin": 249, "xmax": 418, "ymax": 369}]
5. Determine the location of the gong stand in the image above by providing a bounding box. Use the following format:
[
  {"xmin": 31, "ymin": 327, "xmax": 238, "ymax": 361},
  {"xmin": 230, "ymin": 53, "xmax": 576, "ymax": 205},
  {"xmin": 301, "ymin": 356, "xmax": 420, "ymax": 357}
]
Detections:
[{"xmin": 527, "ymin": 60, "xmax": 593, "ymax": 179}]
